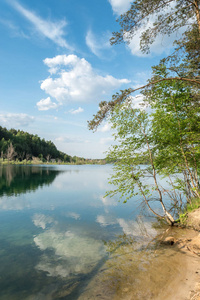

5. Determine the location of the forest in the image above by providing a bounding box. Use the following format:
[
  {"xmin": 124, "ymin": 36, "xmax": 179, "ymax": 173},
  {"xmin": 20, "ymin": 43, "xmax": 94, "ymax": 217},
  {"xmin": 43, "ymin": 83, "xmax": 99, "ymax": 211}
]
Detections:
[{"xmin": 0, "ymin": 126, "xmax": 103, "ymax": 164}]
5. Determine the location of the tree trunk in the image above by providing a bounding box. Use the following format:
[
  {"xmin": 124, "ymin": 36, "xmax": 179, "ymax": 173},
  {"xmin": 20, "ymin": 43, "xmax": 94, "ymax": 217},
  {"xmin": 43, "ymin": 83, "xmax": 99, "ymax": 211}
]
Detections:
[{"xmin": 194, "ymin": 0, "xmax": 200, "ymax": 34}]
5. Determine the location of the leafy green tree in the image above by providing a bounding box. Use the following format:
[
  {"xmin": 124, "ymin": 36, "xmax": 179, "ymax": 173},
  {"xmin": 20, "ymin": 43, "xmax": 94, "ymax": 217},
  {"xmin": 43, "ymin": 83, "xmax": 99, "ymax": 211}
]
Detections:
[
  {"xmin": 98, "ymin": 73, "xmax": 200, "ymax": 225},
  {"xmin": 111, "ymin": 0, "xmax": 200, "ymax": 81},
  {"xmin": 88, "ymin": 1, "xmax": 200, "ymax": 225},
  {"xmin": 105, "ymin": 102, "xmax": 176, "ymax": 224},
  {"xmin": 0, "ymin": 138, "xmax": 7, "ymax": 157},
  {"xmin": 88, "ymin": 0, "xmax": 199, "ymax": 131},
  {"xmin": 144, "ymin": 69, "xmax": 200, "ymax": 199},
  {"xmin": 63, "ymin": 154, "xmax": 71, "ymax": 162}
]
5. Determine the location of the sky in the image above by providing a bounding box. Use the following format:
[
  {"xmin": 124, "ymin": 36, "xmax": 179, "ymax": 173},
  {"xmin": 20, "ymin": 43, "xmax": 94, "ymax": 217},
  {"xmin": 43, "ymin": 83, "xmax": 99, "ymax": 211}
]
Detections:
[{"xmin": 0, "ymin": 0, "xmax": 179, "ymax": 158}]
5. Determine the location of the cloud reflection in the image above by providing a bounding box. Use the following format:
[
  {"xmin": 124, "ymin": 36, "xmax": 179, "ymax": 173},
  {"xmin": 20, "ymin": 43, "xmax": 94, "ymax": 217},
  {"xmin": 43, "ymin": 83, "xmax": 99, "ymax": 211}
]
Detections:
[
  {"xmin": 66, "ymin": 212, "xmax": 80, "ymax": 220},
  {"xmin": 0, "ymin": 196, "xmax": 30, "ymax": 210},
  {"xmin": 100, "ymin": 195, "xmax": 117, "ymax": 206},
  {"xmin": 96, "ymin": 215, "xmax": 116, "ymax": 227},
  {"xmin": 96, "ymin": 214, "xmax": 157, "ymax": 238},
  {"xmin": 32, "ymin": 213, "xmax": 55, "ymax": 229},
  {"xmin": 34, "ymin": 226, "xmax": 105, "ymax": 278}
]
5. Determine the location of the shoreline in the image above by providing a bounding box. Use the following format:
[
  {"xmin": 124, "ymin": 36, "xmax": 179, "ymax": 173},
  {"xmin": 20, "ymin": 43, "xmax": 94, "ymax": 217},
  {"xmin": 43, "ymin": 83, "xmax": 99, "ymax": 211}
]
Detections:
[
  {"xmin": 78, "ymin": 217, "xmax": 200, "ymax": 300},
  {"xmin": 157, "ymin": 227, "xmax": 200, "ymax": 300}
]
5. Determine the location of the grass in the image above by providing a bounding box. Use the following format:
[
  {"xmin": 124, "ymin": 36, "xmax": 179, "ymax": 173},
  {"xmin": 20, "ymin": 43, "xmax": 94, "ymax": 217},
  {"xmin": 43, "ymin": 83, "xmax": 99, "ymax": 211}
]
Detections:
[{"xmin": 178, "ymin": 197, "xmax": 200, "ymax": 225}]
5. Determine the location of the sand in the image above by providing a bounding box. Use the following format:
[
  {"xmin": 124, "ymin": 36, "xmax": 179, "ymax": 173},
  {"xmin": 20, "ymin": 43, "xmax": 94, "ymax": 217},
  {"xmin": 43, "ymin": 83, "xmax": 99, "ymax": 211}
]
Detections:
[{"xmin": 78, "ymin": 222, "xmax": 200, "ymax": 300}]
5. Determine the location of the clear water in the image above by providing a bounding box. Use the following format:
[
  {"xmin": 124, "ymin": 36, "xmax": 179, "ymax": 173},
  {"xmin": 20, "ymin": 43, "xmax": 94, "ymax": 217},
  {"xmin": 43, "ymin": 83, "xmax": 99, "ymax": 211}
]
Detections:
[{"xmin": 0, "ymin": 164, "xmax": 177, "ymax": 299}]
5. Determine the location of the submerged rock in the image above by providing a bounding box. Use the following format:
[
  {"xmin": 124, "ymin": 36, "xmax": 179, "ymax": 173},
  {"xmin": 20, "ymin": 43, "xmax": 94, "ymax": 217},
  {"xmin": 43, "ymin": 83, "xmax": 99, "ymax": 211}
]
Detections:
[{"xmin": 161, "ymin": 236, "xmax": 176, "ymax": 245}]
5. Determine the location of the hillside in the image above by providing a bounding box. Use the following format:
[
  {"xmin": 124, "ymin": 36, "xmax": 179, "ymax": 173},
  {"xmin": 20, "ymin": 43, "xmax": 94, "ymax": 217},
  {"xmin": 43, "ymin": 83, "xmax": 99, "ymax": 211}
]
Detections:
[{"xmin": 0, "ymin": 126, "xmax": 103, "ymax": 164}]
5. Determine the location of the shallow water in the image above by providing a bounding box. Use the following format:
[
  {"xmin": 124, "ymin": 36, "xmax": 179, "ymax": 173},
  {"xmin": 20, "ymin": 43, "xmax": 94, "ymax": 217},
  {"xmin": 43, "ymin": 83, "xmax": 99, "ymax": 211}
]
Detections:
[{"xmin": 0, "ymin": 164, "xmax": 189, "ymax": 299}]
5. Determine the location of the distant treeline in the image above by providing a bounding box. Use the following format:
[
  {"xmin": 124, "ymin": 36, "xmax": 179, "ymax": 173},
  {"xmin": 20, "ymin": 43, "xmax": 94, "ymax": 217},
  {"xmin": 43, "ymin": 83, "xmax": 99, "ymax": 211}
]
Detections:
[
  {"xmin": 0, "ymin": 126, "xmax": 105, "ymax": 164},
  {"xmin": 0, "ymin": 126, "xmax": 71, "ymax": 162}
]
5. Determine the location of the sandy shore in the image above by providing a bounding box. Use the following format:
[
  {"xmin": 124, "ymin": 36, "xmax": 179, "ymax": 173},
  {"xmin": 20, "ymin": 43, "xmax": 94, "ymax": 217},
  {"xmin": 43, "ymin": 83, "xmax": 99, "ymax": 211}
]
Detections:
[
  {"xmin": 78, "ymin": 221, "xmax": 200, "ymax": 300},
  {"xmin": 156, "ymin": 230, "xmax": 200, "ymax": 300}
]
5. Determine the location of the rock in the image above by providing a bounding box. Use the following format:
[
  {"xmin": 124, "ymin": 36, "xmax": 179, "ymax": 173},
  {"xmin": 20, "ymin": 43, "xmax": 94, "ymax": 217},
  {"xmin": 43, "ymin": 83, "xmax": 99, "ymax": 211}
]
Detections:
[{"xmin": 161, "ymin": 236, "xmax": 176, "ymax": 245}]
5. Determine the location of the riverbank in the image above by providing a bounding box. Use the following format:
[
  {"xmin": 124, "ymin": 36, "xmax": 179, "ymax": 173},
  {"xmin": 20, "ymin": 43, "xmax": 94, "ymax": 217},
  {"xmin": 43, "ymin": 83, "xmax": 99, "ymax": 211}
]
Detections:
[
  {"xmin": 76, "ymin": 211, "xmax": 200, "ymax": 300},
  {"xmin": 0, "ymin": 158, "xmax": 106, "ymax": 165},
  {"xmin": 157, "ymin": 226, "xmax": 200, "ymax": 300},
  {"xmin": 176, "ymin": 208, "xmax": 200, "ymax": 300}
]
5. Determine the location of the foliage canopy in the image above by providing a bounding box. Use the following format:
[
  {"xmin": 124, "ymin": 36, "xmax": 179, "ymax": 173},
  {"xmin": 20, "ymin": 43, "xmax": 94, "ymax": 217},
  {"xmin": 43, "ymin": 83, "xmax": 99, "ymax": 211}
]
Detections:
[{"xmin": 89, "ymin": 0, "xmax": 200, "ymax": 224}]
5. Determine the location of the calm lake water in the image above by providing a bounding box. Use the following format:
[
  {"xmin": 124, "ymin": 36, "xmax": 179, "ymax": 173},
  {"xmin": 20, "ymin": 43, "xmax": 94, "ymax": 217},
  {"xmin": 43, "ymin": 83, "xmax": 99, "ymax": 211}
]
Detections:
[{"xmin": 0, "ymin": 164, "xmax": 186, "ymax": 300}]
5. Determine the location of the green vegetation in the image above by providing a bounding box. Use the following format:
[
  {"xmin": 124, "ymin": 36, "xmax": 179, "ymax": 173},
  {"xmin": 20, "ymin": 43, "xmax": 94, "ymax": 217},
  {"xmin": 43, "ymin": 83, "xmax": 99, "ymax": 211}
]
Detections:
[
  {"xmin": 0, "ymin": 126, "xmax": 106, "ymax": 165},
  {"xmin": 0, "ymin": 126, "xmax": 70, "ymax": 163},
  {"xmin": 89, "ymin": 0, "xmax": 200, "ymax": 225},
  {"xmin": 178, "ymin": 197, "xmax": 200, "ymax": 225}
]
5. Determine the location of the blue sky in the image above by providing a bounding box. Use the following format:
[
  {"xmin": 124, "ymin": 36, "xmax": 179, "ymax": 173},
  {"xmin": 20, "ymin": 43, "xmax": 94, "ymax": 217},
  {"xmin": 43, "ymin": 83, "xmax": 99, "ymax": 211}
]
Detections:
[{"xmin": 0, "ymin": 0, "xmax": 178, "ymax": 158}]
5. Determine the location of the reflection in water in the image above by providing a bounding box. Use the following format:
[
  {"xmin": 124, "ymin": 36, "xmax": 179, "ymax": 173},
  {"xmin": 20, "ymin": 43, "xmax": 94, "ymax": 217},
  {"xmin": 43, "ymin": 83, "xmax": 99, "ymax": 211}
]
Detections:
[
  {"xmin": 0, "ymin": 165, "xmax": 190, "ymax": 300},
  {"xmin": 32, "ymin": 213, "xmax": 56, "ymax": 229},
  {"xmin": 79, "ymin": 229, "xmax": 193, "ymax": 300},
  {"xmin": 66, "ymin": 212, "xmax": 81, "ymax": 220},
  {"xmin": 96, "ymin": 213, "xmax": 158, "ymax": 239},
  {"xmin": 34, "ymin": 227, "xmax": 105, "ymax": 277},
  {"xmin": 0, "ymin": 164, "xmax": 62, "ymax": 197}
]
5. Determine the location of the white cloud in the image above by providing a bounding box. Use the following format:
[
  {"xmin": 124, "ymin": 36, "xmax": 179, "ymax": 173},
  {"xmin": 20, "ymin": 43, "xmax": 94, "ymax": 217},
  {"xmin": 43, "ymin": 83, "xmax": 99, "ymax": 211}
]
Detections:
[
  {"xmin": 128, "ymin": 94, "xmax": 146, "ymax": 109},
  {"xmin": 124, "ymin": 3, "xmax": 187, "ymax": 57},
  {"xmin": 55, "ymin": 136, "xmax": 86, "ymax": 144},
  {"xmin": 108, "ymin": 0, "xmax": 132, "ymax": 15},
  {"xmin": 86, "ymin": 29, "xmax": 111, "ymax": 58},
  {"xmin": 40, "ymin": 54, "xmax": 130, "ymax": 105},
  {"xmin": 55, "ymin": 136, "xmax": 73, "ymax": 143},
  {"xmin": 100, "ymin": 137, "xmax": 114, "ymax": 145},
  {"xmin": 36, "ymin": 97, "xmax": 58, "ymax": 111},
  {"xmin": 69, "ymin": 107, "xmax": 84, "ymax": 114},
  {"xmin": 10, "ymin": 0, "xmax": 72, "ymax": 50},
  {"xmin": 126, "ymin": 21, "xmax": 179, "ymax": 57},
  {"xmin": 98, "ymin": 122, "xmax": 111, "ymax": 133},
  {"xmin": 0, "ymin": 113, "xmax": 34, "ymax": 127}
]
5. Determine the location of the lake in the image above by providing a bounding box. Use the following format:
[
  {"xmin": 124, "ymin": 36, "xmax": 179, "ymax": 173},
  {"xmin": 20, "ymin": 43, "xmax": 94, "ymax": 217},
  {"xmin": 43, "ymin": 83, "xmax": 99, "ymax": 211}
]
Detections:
[{"xmin": 0, "ymin": 164, "xmax": 188, "ymax": 299}]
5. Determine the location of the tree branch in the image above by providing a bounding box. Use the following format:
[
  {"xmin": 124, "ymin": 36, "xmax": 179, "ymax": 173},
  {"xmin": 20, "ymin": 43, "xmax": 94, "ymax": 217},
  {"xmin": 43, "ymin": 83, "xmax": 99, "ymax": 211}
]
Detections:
[{"xmin": 88, "ymin": 76, "xmax": 200, "ymax": 131}]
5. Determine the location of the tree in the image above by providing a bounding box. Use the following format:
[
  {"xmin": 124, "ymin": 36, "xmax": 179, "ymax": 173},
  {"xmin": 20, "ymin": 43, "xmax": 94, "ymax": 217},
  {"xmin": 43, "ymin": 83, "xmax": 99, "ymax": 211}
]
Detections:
[
  {"xmin": 111, "ymin": 0, "xmax": 200, "ymax": 81},
  {"xmin": 104, "ymin": 101, "xmax": 176, "ymax": 224},
  {"xmin": 144, "ymin": 69, "xmax": 200, "ymax": 200},
  {"xmin": 105, "ymin": 76, "xmax": 200, "ymax": 225},
  {"xmin": 88, "ymin": 0, "xmax": 200, "ymax": 131},
  {"xmin": 111, "ymin": 0, "xmax": 200, "ymax": 46},
  {"xmin": 46, "ymin": 154, "xmax": 51, "ymax": 162},
  {"xmin": 6, "ymin": 142, "xmax": 17, "ymax": 161},
  {"xmin": 0, "ymin": 126, "xmax": 72, "ymax": 162},
  {"xmin": 88, "ymin": 0, "xmax": 200, "ymax": 223}
]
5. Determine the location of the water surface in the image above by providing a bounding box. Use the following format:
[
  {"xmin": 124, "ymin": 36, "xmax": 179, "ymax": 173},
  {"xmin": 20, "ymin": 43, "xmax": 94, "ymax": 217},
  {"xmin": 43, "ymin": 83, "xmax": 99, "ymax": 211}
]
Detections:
[{"xmin": 0, "ymin": 164, "xmax": 183, "ymax": 299}]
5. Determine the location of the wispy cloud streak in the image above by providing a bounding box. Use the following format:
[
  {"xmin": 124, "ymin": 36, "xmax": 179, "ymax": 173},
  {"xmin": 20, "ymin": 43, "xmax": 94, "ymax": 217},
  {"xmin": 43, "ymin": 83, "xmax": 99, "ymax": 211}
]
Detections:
[{"xmin": 10, "ymin": 0, "xmax": 72, "ymax": 50}]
